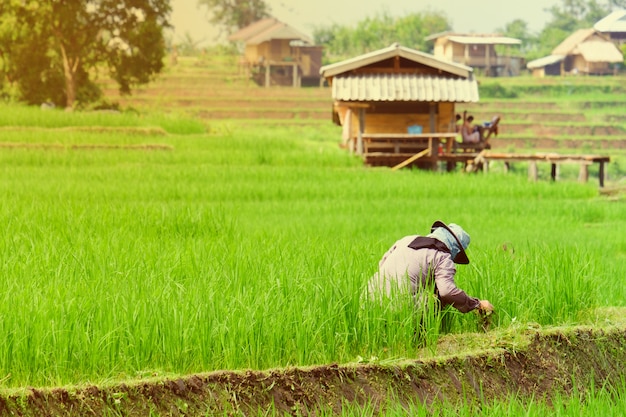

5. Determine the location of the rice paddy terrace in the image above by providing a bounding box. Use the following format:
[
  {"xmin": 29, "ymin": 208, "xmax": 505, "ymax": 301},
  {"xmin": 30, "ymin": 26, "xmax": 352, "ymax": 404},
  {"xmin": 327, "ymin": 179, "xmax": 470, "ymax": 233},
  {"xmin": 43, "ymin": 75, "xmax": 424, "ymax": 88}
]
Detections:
[
  {"xmin": 101, "ymin": 54, "xmax": 626, "ymax": 154},
  {"xmin": 0, "ymin": 55, "xmax": 610, "ymax": 416}
]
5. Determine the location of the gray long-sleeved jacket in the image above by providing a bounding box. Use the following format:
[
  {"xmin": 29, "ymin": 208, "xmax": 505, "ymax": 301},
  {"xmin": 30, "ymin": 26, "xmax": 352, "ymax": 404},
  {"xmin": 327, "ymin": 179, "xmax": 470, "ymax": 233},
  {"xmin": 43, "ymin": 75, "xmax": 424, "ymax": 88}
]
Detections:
[{"xmin": 367, "ymin": 235, "xmax": 480, "ymax": 313}]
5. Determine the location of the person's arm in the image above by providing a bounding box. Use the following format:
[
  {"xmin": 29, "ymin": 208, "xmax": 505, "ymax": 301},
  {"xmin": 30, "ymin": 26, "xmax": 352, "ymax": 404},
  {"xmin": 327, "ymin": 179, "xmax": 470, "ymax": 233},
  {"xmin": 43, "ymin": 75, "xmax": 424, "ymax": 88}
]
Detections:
[{"xmin": 434, "ymin": 257, "xmax": 485, "ymax": 313}]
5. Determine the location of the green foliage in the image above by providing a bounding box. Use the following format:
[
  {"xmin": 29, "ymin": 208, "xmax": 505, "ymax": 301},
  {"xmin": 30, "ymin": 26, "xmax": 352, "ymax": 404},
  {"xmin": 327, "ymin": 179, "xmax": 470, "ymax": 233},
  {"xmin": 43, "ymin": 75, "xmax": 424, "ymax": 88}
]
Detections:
[
  {"xmin": 525, "ymin": 0, "xmax": 612, "ymax": 60},
  {"xmin": 313, "ymin": 10, "xmax": 450, "ymax": 62},
  {"xmin": 558, "ymin": 0, "xmax": 611, "ymax": 30},
  {"xmin": 0, "ymin": 106, "xmax": 624, "ymax": 389},
  {"xmin": 198, "ymin": 0, "xmax": 270, "ymax": 36},
  {"xmin": 478, "ymin": 83, "xmax": 519, "ymax": 99},
  {"xmin": 0, "ymin": 0, "xmax": 171, "ymax": 108},
  {"xmin": 311, "ymin": 0, "xmax": 612, "ymax": 64}
]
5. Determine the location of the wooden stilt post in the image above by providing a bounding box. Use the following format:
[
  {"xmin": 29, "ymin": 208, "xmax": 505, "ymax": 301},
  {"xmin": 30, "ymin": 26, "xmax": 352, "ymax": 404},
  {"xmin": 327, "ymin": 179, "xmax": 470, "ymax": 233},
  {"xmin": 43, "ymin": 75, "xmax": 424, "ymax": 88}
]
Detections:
[
  {"xmin": 357, "ymin": 108, "xmax": 365, "ymax": 156},
  {"xmin": 599, "ymin": 161, "xmax": 605, "ymax": 188},
  {"xmin": 528, "ymin": 161, "xmax": 538, "ymax": 182},
  {"xmin": 550, "ymin": 163, "xmax": 557, "ymax": 181},
  {"xmin": 578, "ymin": 164, "xmax": 589, "ymax": 183}
]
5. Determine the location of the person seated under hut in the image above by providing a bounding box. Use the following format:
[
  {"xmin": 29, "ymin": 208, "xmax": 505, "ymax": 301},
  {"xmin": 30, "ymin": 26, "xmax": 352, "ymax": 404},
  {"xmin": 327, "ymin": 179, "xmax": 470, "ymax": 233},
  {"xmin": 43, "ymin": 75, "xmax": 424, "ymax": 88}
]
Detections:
[
  {"xmin": 461, "ymin": 111, "xmax": 495, "ymax": 149},
  {"xmin": 461, "ymin": 111, "xmax": 482, "ymax": 143}
]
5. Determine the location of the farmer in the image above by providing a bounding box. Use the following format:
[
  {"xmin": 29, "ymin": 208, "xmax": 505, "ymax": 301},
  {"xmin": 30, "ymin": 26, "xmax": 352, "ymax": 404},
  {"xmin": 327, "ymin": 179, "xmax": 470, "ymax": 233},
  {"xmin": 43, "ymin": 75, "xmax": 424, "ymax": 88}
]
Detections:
[{"xmin": 366, "ymin": 220, "xmax": 494, "ymax": 315}]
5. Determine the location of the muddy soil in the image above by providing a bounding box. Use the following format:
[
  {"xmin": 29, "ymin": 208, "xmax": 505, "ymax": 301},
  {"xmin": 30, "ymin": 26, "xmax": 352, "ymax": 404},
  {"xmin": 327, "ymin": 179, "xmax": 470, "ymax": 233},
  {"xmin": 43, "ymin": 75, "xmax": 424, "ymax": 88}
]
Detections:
[{"xmin": 2, "ymin": 325, "xmax": 625, "ymax": 416}]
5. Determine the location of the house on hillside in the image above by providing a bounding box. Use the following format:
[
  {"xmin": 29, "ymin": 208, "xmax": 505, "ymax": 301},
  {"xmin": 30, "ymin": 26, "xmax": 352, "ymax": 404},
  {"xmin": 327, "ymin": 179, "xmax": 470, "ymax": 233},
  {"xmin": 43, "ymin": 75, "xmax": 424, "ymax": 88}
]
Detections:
[
  {"xmin": 319, "ymin": 43, "xmax": 480, "ymax": 169},
  {"xmin": 527, "ymin": 29, "xmax": 623, "ymax": 76},
  {"xmin": 425, "ymin": 32, "xmax": 523, "ymax": 76},
  {"xmin": 594, "ymin": 9, "xmax": 626, "ymax": 45},
  {"xmin": 228, "ymin": 17, "xmax": 323, "ymax": 87}
]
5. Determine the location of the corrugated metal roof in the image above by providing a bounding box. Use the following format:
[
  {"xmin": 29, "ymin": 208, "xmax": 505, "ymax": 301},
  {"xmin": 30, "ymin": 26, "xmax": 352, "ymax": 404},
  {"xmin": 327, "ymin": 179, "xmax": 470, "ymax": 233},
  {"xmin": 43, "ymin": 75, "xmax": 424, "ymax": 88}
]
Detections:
[
  {"xmin": 594, "ymin": 10, "xmax": 626, "ymax": 32},
  {"xmin": 527, "ymin": 55, "xmax": 565, "ymax": 69},
  {"xmin": 320, "ymin": 43, "xmax": 473, "ymax": 79},
  {"xmin": 447, "ymin": 35, "xmax": 521, "ymax": 45},
  {"xmin": 577, "ymin": 41, "xmax": 623, "ymax": 63},
  {"xmin": 331, "ymin": 74, "xmax": 479, "ymax": 103}
]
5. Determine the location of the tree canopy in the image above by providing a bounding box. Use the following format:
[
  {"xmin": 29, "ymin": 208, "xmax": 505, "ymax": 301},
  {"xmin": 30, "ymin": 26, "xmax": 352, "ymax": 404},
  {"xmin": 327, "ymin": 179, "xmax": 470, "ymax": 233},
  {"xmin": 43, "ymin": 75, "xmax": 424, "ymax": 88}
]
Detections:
[
  {"xmin": 0, "ymin": 0, "xmax": 171, "ymax": 109},
  {"xmin": 198, "ymin": 0, "xmax": 270, "ymax": 37},
  {"xmin": 312, "ymin": 10, "xmax": 451, "ymax": 63},
  {"xmin": 511, "ymin": 0, "xmax": 612, "ymax": 60}
]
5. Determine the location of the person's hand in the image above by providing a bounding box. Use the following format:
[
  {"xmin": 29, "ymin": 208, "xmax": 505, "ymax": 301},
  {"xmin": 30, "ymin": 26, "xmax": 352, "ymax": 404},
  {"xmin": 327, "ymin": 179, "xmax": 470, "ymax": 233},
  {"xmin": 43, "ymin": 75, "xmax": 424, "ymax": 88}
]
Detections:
[{"xmin": 478, "ymin": 300, "xmax": 494, "ymax": 314}]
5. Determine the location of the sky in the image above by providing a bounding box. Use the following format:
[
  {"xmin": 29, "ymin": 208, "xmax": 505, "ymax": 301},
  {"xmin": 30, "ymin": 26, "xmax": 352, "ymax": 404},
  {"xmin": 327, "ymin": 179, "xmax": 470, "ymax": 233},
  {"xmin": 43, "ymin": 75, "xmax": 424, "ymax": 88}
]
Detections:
[{"xmin": 168, "ymin": 0, "xmax": 563, "ymax": 46}]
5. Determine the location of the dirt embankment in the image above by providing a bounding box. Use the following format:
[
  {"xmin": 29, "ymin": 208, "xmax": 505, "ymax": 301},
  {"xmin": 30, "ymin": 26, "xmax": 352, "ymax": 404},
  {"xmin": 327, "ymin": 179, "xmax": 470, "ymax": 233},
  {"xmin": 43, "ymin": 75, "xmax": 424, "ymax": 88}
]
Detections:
[{"xmin": 1, "ymin": 325, "xmax": 625, "ymax": 416}]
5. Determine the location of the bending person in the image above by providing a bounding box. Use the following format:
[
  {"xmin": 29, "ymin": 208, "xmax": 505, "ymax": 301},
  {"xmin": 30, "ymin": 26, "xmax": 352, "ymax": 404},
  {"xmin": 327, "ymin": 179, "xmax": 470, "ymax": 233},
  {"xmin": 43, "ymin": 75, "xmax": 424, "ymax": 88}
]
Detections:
[{"xmin": 366, "ymin": 220, "xmax": 494, "ymax": 315}]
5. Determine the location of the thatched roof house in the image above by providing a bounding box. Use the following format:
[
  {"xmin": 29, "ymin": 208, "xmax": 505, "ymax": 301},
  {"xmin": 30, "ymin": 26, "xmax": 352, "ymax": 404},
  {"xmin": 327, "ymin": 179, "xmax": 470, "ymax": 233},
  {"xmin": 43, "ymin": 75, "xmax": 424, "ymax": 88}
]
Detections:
[
  {"xmin": 527, "ymin": 29, "xmax": 623, "ymax": 76},
  {"xmin": 320, "ymin": 43, "xmax": 479, "ymax": 167},
  {"xmin": 594, "ymin": 9, "xmax": 626, "ymax": 44},
  {"xmin": 229, "ymin": 17, "xmax": 322, "ymax": 87},
  {"xmin": 425, "ymin": 32, "xmax": 523, "ymax": 76}
]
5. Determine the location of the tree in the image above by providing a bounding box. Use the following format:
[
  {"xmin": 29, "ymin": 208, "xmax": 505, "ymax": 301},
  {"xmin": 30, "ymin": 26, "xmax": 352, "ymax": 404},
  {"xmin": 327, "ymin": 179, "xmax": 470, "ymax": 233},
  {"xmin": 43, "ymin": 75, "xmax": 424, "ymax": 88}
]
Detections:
[
  {"xmin": 544, "ymin": 0, "xmax": 610, "ymax": 32},
  {"xmin": 496, "ymin": 19, "xmax": 539, "ymax": 58},
  {"xmin": 198, "ymin": 0, "xmax": 270, "ymax": 37},
  {"xmin": 498, "ymin": 19, "xmax": 533, "ymax": 46},
  {"xmin": 0, "ymin": 0, "xmax": 171, "ymax": 109},
  {"xmin": 524, "ymin": 0, "xmax": 612, "ymax": 60},
  {"xmin": 395, "ymin": 11, "xmax": 451, "ymax": 52},
  {"xmin": 312, "ymin": 10, "xmax": 451, "ymax": 62}
]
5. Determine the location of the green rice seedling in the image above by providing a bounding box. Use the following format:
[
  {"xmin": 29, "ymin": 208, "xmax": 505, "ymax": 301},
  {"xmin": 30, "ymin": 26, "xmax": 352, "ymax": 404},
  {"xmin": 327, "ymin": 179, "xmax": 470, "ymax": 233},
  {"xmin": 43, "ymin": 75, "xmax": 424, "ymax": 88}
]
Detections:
[
  {"xmin": 0, "ymin": 109, "xmax": 625, "ymax": 388},
  {"xmin": 0, "ymin": 102, "xmax": 205, "ymax": 134}
]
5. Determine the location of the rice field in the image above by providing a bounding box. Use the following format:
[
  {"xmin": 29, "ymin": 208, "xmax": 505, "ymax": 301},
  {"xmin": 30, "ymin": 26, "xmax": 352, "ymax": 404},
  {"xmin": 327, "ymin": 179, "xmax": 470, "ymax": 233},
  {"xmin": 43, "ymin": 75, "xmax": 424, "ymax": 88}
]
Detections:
[{"xmin": 1, "ymin": 103, "xmax": 625, "ymax": 414}]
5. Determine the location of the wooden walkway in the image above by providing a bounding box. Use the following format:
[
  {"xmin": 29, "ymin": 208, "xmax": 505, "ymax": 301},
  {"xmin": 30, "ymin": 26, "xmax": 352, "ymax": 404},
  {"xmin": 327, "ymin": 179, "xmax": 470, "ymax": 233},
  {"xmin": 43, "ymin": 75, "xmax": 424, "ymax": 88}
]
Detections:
[{"xmin": 355, "ymin": 134, "xmax": 611, "ymax": 187}]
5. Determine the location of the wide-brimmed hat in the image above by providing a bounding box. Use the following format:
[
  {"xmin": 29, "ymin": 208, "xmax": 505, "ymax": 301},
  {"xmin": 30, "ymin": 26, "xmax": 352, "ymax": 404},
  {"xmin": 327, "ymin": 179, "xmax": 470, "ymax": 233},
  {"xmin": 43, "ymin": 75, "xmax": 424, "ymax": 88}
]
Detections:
[{"xmin": 430, "ymin": 220, "xmax": 470, "ymax": 264}]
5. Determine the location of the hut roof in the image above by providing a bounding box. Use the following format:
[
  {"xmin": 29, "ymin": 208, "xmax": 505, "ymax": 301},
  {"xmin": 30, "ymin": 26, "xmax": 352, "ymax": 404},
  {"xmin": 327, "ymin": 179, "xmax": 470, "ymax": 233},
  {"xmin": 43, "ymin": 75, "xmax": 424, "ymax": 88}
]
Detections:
[
  {"xmin": 527, "ymin": 28, "xmax": 623, "ymax": 70},
  {"xmin": 331, "ymin": 74, "xmax": 479, "ymax": 103},
  {"xmin": 551, "ymin": 29, "xmax": 622, "ymax": 62},
  {"xmin": 527, "ymin": 55, "xmax": 565, "ymax": 69},
  {"xmin": 228, "ymin": 17, "xmax": 313, "ymax": 45},
  {"xmin": 577, "ymin": 41, "xmax": 623, "ymax": 62},
  {"xmin": 425, "ymin": 32, "xmax": 521, "ymax": 45},
  {"xmin": 319, "ymin": 43, "xmax": 474, "ymax": 79},
  {"xmin": 594, "ymin": 9, "xmax": 626, "ymax": 33},
  {"xmin": 552, "ymin": 28, "xmax": 600, "ymax": 55},
  {"xmin": 446, "ymin": 35, "xmax": 521, "ymax": 45}
]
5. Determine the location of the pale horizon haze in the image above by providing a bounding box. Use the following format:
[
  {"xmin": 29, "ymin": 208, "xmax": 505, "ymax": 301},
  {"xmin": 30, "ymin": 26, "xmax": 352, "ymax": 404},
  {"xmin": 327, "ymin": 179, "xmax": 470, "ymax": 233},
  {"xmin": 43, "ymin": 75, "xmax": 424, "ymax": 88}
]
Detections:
[{"xmin": 168, "ymin": 0, "xmax": 563, "ymax": 46}]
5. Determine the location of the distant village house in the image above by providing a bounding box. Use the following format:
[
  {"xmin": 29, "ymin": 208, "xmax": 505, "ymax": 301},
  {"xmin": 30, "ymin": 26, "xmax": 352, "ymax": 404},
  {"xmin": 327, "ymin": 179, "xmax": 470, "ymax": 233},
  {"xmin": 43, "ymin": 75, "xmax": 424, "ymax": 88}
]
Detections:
[
  {"xmin": 228, "ymin": 17, "xmax": 323, "ymax": 87},
  {"xmin": 527, "ymin": 28, "xmax": 623, "ymax": 77},
  {"xmin": 594, "ymin": 9, "xmax": 626, "ymax": 45},
  {"xmin": 425, "ymin": 32, "xmax": 523, "ymax": 77}
]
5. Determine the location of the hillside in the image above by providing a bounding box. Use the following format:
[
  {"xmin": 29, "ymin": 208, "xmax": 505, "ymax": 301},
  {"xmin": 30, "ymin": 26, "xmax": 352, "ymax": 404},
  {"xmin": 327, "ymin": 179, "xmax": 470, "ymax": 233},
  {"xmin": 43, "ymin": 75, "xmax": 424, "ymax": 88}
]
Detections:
[{"xmin": 101, "ymin": 54, "xmax": 626, "ymax": 153}]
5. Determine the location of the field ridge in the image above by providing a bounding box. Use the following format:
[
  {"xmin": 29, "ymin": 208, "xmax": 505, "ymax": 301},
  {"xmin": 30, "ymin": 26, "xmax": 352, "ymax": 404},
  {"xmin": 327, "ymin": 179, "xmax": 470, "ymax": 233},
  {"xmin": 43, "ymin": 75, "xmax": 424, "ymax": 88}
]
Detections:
[{"xmin": 2, "ymin": 318, "xmax": 625, "ymax": 416}]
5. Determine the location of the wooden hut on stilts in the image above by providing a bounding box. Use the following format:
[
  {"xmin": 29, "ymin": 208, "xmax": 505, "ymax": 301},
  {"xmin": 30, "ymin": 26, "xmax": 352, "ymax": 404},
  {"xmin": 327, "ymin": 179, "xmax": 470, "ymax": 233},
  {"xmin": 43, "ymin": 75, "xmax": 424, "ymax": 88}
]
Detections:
[{"xmin": 319, "ymin": 43, "xmax": 481, "ymax": 171}]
